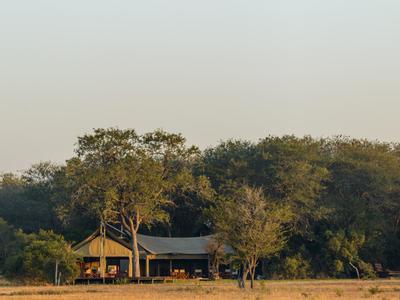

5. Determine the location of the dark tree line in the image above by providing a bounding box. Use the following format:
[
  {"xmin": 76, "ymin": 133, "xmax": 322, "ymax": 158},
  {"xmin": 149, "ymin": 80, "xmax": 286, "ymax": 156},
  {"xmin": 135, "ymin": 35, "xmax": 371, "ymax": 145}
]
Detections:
[{"xmin": 1, "ymin": 129, "xmax": 400, "ymax": 280}]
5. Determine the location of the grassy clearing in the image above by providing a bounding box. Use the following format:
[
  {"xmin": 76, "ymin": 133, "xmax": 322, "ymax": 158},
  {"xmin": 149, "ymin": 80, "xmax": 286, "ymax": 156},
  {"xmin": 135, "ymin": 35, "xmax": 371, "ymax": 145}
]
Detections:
[{"xmin": 0, "ymin": 279, "xmax": 399, "ymax": 299}]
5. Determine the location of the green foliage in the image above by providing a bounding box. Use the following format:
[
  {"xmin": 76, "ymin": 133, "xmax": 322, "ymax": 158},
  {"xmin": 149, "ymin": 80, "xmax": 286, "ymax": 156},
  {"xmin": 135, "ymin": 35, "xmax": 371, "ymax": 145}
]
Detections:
[
  {"xmin": 20, "ymin": 230, "xmax": 80, "ymax": 283},
  {"xmin": 0, "ymin": 218, "xmax": 29, "ymax": 277},
  {"xmin": 1, "ymin": 131, "xmax": 400, "ymax": 280},
  {"xmin": 322, "ymin": 138, "xmax": 400, "ymax": 264},
  {"xmin": 0, "ymin": 221, "xmax": 79, "ymax": 284},
  {"xmin": 0, "ymin": 163, "xmax": 67, "ymax": 234},
  {"xmin": 204, "ymin": 136, "xmax": 400, "ymax": 278},
  {"xmin": 281, "ymin": 254, "xmax": 313, "ymax": 279},
  {"xmin": 0, "ymin": 218, "xmax": 21, "ymax": 267},
  {"xmin": 358, "ymin": 261, "xmax": 376, "ymax": 279},
  {"xmin": 212, "ymin": 186, "xmax": 290, "ymax": 288},
  {"xmin": 325, "ymin": 230, "xmax": 365, "ymax": 263},
  {"xmin": 322, "ymin": 230, "xmax": 376, "ymax": 278},
  {"xmin": 67, "ymin": 128, "xmax": 211, "ymax": 276}
]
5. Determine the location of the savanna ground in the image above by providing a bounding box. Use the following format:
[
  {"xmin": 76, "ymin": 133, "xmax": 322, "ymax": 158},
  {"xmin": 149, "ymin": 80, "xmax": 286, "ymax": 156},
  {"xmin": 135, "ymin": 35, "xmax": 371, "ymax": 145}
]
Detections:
[{"xmin": 0, "ymin": 279, "xmax": 400, "ymax": 300}]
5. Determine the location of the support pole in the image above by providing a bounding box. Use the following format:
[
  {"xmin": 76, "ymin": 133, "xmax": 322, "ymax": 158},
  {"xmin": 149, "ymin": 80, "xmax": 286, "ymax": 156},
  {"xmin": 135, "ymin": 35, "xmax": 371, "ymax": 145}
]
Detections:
[
  {"xmin": 146, "ymin": 256, "xmax": 150, "ymax": 277},
  {"xmin": 99, "ymin": 222, "xmax": 106, "ymax": 283}
]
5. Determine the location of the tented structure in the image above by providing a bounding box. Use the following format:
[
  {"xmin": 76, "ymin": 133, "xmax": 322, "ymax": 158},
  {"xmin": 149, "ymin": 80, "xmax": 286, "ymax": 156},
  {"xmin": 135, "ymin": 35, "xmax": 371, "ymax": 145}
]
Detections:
[{"xmin": 73, "ymin": 224, "xmax": 231, "ymax": 279}]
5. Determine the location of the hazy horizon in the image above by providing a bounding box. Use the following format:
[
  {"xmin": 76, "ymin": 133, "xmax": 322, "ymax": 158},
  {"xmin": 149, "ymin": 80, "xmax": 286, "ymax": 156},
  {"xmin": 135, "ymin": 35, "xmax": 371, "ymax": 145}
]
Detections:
[{"xmin": 1, "ymin": 1, "xmax": 400, "ymax": 172}]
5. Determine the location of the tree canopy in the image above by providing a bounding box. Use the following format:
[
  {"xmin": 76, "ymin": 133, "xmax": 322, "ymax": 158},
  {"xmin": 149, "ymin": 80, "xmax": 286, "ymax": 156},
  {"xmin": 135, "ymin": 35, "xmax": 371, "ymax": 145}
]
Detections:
[
  {"xmin": 212, "ymin": 186, "xmax": 290, "ymax": 288},
  {"xmin": 1, "ymin": 130, "xmax": 400, "ymax": 282}
]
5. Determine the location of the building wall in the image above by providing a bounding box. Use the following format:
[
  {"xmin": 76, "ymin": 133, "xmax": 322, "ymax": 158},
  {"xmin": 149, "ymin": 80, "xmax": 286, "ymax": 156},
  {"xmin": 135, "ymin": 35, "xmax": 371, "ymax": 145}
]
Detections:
[
  {"xmin": 75, "ymin": 236, "xmax": 133, "ymax": 277},
  {"xmin": 75, "ymin": 236, "xmax": 132, "ymax": 257}
]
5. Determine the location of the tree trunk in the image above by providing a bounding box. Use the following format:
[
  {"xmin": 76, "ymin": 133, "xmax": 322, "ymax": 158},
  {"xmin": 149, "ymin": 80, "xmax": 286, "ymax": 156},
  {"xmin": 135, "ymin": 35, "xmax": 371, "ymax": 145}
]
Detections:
[
  {"xmin": 240, "ymin": 268, "xmax": 249, "ymax": 289},
  {"xmin": 122, "ymin": 212, "xmax": 141, "ymax": 278},
  {"xmin": 131, "ymin": 228, "xmax": 141, "ymax": 278},
  {"xmin": 250, "ymin": 269, "xmax": 255, "ymax": 289},
  {"xmin": 54, "ymin": 260, "xmax": 59, "ymax": 286},
  {"xmin": 349, "ymin": 262, "xmax": 360, "ymax": 279}
]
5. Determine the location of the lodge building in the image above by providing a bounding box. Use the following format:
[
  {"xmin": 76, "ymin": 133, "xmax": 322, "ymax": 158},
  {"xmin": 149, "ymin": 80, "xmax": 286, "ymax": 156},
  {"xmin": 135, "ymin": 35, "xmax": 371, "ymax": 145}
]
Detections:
[{"xmin": 73, "ymin": 224, "xmax": 232, "ymax": 280}]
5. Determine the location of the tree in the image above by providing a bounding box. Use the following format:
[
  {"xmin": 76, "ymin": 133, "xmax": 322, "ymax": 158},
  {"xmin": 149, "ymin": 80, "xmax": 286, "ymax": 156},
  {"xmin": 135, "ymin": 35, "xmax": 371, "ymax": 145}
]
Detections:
[
  {"xmin": 0, "ymin": 163, "xmax": 62, "ymax": 234},
  {"xmin": 324, "ymin": 230, "xmax": 375, "ymax": 279},
  {"xmin": 141, "ymin": 130, "xmax": 213, "ymax": 237},
  {"xmin": 201, "ymin": 140, "xmax": 258, "ymax": 194},
  {"xmin": 206, "ymin": 239, "xmax": 228, "ymax": 279},
  {"xmin": 0, "ymin": 218, "xmax": 26, "ymax": 272},
  {"xmin": 67, "ymin": 128, "xmax": 203, "ymax": 277},
  {"xmin": 321, "ymin": 137, "xmax": 400, "ymax": 267},
  {"xmin": 20, "ymin": 230, "xmax": 79, "ymax": 284},
  {"xmin": 0, "ymin": 221, "xmax": 79, "ymax": 284},
  {"xmin": 202, "ymin": 136, "xmax": 329, "ymax": 233},
  {"xmin": 255, "ymin": 136, "xmax": 329, "ymax": 234},
  {"xmin": 212, "ymin": 186, "xmax": 290, "ymax": 288},
  {"xmin": 67, "ymin": 128, "xmax": 158, "ymax": 277},
  {"xmin": 117, "ymin": 152, "xmax": 170, "ymax": 277}
]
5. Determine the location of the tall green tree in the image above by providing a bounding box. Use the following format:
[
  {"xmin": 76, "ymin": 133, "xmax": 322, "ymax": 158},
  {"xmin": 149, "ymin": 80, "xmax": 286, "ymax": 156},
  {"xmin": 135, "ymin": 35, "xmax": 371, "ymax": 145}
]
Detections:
[
  {"xmin": 255, "ymin": 136, "xmax": 329, "ymax": 233},
  {"xmin": 67, "ymin": 128, "xmax": 206, "ymax": 277},
  {"xmin": 141, "ymin": 130, "xmax": 213, "ymax": 237},
  {"xmin": 202, "ymin": 136, "xmax": 329, "ymax": 234},
  {"xmin": 0, "ymin": 163, "xmax": 62, "ymax": 233},
  {"xmin": 322, "ymin": 138, "xmax": 400, "ymax": 267}
]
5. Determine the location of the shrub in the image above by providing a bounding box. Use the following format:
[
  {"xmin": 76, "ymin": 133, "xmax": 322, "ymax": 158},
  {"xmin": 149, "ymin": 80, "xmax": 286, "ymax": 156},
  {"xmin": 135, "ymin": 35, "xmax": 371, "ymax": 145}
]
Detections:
[
  {"xmin": 20, "ymin": 230, "xmax": 80, "ymax": 284},
  {"xmin": 281, "ymin": 254, "xmax": 312, "ymax": 279},
  {"xmin": 2, "ymin": 228, "xmax": 80, "ymax": 284},
  {"xmin": 358, "ymin": 261, "xmax": 376, "ymax": 279}
]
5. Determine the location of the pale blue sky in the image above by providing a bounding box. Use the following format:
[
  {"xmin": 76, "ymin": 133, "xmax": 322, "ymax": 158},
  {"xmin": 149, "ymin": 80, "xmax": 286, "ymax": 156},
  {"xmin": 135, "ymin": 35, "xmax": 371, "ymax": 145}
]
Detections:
[{"xmin": 1, "ymin": 1, "xmax": 400, "ymax": 172}]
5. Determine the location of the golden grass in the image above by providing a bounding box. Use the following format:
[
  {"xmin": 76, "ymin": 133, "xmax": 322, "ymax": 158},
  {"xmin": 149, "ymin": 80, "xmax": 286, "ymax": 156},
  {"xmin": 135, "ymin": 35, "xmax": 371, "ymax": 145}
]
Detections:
[{"xmin": 0, "ymin": 279, "xmax": 400, "ymax": 300}]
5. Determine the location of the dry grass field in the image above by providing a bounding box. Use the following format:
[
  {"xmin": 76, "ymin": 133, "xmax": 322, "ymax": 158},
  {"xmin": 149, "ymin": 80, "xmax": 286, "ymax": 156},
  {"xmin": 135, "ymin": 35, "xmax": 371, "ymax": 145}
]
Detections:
[{"xmin": 0, "ymin": 279, "xmax": 400, "ymax": 300}]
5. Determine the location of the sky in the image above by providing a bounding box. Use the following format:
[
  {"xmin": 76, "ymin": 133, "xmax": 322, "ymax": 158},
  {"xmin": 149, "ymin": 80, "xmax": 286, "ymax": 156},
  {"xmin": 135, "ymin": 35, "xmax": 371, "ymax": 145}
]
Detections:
[{"xmin": 1, "ymin": 1, "xmax": 400, "ymax": 172}]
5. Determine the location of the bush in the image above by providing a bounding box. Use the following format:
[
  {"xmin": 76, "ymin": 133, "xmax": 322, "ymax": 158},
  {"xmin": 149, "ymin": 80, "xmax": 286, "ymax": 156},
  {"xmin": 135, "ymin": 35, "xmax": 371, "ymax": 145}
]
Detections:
[
  {"xmin": 280, "ymin": 254, "xmax": 312, "ymax": 279},
  {"xmin": 1, "ymin": 225, "xmax": 80, "ymax": 284},
  {"xmin": 333, "ymin": 259, "xmax": 344, "ymax": 274},
  {"xmin": 358, "ymin": 261, "xmax": 376, "ymax": 279},
  {"xmin": 20, "ymin": 230, "xmax": 80, "ymax": 284},
  {"xmin": 0, "ymin": 218, "xmax": 30, "ymax": 277}
]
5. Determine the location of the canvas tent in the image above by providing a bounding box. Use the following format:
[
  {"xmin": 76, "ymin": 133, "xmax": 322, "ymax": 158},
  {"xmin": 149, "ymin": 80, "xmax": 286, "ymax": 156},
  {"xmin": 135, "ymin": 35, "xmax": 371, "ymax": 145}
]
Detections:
[{"xmin": 73, "ymin": 224, "xmax": 230, "ymax": 279}]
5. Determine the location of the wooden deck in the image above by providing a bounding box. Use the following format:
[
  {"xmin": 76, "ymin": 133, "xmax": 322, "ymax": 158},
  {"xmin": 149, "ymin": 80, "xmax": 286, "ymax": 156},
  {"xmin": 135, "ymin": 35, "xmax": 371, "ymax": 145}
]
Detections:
[
  {"xmin": 74, "ymin": 276, "xmax": 174, "ymax": 285},
  {"xmin": 132, "ymin": 277, "xmax": 174, "ymax": 284}
]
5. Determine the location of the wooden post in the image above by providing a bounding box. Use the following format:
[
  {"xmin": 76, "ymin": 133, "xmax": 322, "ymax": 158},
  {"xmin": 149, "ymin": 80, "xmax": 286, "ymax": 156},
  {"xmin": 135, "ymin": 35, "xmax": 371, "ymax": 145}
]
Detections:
[
  {"xmin": 128, "ymin": 253, "xmax": 133, "ymax": 278},
  {"xmin": 146, "ymin": 256, "xmax": 150, "ymax": 277},
  {"xmin": 99, "ymin": 223, "xmax": 106, "ymax": 283}
]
